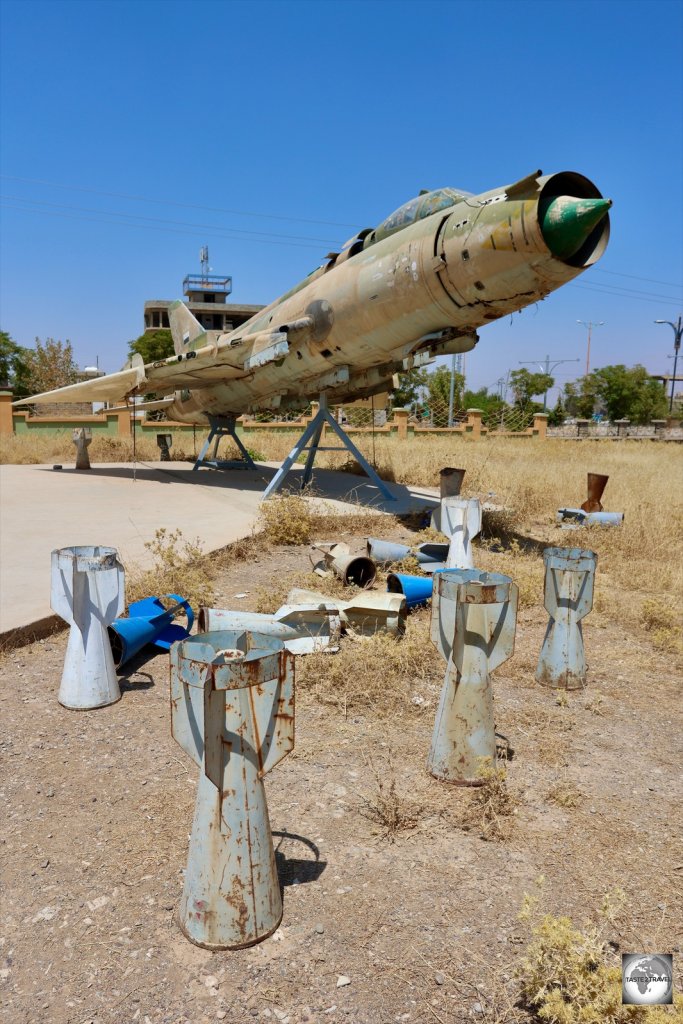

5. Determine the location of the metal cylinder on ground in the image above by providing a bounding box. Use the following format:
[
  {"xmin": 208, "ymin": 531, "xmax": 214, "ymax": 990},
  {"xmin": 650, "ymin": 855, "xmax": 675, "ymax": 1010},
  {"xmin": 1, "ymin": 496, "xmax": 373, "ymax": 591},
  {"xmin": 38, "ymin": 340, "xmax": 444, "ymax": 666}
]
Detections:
[{"xmin": 535, "ymin": 546, "xmax": 597, "ymax": 690}]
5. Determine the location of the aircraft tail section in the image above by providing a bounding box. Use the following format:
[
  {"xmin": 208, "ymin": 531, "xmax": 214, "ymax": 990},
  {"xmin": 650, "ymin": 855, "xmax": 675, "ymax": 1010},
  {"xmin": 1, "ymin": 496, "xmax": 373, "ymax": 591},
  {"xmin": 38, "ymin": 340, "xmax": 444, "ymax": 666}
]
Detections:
[{"xmin": 169, "ymin": 301, "xmax": 206, "ymax": 354}]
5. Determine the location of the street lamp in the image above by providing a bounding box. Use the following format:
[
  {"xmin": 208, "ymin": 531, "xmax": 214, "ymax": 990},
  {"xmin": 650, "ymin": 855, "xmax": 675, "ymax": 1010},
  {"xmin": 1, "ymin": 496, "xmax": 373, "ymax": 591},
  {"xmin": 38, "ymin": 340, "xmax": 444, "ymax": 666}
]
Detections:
[
  {"xmin": 576, "ymin": 321, "xmax": 605, "ymax": 376},
  {"xmin": 654, "ymin": 317, "xmax": 683, "ymax": 413},
  {"xmin": 518, "ymin": 355, "xmax": 581, "ymax": 410}
]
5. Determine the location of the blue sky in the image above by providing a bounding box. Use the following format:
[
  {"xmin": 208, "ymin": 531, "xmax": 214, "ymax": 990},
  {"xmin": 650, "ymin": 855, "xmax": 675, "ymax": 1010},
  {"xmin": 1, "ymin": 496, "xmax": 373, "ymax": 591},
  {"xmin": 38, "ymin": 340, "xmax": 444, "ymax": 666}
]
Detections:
[{"xmin": 1, "ymin": 0, "xmax": 681, "ymax": 404}]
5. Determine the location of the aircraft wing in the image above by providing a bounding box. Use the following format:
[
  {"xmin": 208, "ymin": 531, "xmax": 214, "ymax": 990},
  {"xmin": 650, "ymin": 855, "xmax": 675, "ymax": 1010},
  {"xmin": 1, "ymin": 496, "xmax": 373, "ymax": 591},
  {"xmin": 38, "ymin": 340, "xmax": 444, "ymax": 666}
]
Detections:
[{"xmin": 13, "ymin": 329, "xmax": 290, "ymax": 406}]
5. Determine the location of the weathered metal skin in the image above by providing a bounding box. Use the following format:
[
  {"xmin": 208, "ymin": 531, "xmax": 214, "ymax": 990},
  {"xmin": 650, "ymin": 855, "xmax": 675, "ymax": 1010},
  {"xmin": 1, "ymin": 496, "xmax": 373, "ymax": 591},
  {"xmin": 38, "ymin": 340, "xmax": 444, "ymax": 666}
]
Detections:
[
  {"xmin": 286, "ymin": 587, "xmax": 407, "ymax": 636},
  {"xmin": 51, "ymin": 546, "xmax": 125, "ymax": 710},
  {"xmin": 17, "ymin": 171, "xmax": 611, "ymax": 420},
  {"xmin": 431, "ymin": 497, "xmax": 482, "ymax": 569},
  {"xmin": 535, "ymin": 547, "xmax": 597, "ymax": 691},
  {"xmin": 366, "ymin": 537, "xmax": 449, "ymax": 572},
  {"xmin": 556, "ymin": 508, "xmax": 624, "ymax": 528},
  {"xmin": 428, "ymin": 569, "xmax": 518, "ymax": 785},
  {"xmin": 197, "ymin": 604, "xmax": 341, "ymax": 654},
  {"xmin": 171, "ymin": 629, "xmax": 295, "ymax": 950}
]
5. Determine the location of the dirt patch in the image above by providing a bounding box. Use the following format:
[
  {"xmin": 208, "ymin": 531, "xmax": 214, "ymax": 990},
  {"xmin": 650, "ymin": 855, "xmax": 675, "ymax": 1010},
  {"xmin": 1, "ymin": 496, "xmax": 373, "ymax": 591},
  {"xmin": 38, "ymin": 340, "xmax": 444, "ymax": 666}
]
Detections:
[{"xmin": 1, "ymin": 525, "xmax": 682, "ymax": 1024}]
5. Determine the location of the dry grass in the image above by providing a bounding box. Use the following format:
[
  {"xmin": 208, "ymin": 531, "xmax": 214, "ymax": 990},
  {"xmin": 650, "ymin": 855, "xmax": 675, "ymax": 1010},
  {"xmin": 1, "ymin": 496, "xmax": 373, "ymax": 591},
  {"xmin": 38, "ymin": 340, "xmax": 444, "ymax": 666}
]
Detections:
[
  {"xmin": 546, "ymin": 781, "xmax": 584, "ymax": 808},
  {"xmin": 297, "ymin": 614, "xmax": 442, "ymax": 716},
  {"xmin": 462, "ymin": 758, "xmax": 519, "ymax": 841},
  {"xmin": 357, "ymin": 753, "xmax": 421, "ymax": 841},
  {"xmin": 0, "ymin": 432, "xmax": 198, "ymax": 465},
  {"xmin": 517, "ymin": 892, "xmax": 682, "ymax": 1022}
]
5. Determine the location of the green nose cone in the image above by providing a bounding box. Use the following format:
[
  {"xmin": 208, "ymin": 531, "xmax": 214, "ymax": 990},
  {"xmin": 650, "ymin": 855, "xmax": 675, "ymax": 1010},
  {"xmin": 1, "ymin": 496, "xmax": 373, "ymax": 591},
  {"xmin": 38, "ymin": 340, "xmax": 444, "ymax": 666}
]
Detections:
[{"xmin": 541, "ymin": 196, "xmax": 612, "ymax": 259}]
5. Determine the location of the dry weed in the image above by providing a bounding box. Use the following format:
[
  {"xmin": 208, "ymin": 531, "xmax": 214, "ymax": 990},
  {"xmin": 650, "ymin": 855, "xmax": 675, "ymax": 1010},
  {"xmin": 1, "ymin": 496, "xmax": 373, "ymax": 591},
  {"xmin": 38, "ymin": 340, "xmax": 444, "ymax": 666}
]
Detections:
[
  {"xmin": 126, "ymin": 528, "xmax": 216, "ymax": 610},
  {"xmin": 462, "ymin": 758, "xmax": 518, "ymax": 841},
  {"xmin": 259, "ymin": 494, "xmax": 313, "ymax": 545},
  {"xmin": 641, "ymin": 598, "xmax": 682, "ymax": 653},
  {"xmin": 546, "ymin": 781, "xmax": 584, "ymax": 808},
  {"xmin": 517, "ymin": 895, "xmax": 680, "ymax": 1023},
  {"xmin": 357, "ymin": 753, "xmax": 421, "ymax": 841},
  {"xmin": 297, "ymin": 617, "xmax": 441, "ymax": 716}
]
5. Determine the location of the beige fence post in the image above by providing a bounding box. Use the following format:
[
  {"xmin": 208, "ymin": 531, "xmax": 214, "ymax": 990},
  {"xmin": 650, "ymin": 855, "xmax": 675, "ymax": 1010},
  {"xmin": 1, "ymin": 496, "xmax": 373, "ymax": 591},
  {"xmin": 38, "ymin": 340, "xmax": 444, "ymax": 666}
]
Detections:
[
  {"xmin": 533, "ymin": 412, "xmax": 548, "ymax": 438},
  {"xmin": 466, "ymin": 408, "xmax": 483, "ymax": 439},
  {"xmin": 392, "ymin": 408, "xmax": 409, "ymax": 439},
  {"xmin": 0, "ymin": 389, "xmax": 13, "ymax": 435}
]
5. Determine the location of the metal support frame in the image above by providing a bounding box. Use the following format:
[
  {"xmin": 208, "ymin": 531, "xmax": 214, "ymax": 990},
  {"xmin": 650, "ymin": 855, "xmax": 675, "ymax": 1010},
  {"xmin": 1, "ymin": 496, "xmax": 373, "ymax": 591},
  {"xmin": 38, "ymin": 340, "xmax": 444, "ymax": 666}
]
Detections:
[
  {"xmin": 262, "ymin": 394, "xmax": 395, "ymax": 501},
  {"xmin": 193, "ymin": 415, "xmax": 256, "ymax": 473}
]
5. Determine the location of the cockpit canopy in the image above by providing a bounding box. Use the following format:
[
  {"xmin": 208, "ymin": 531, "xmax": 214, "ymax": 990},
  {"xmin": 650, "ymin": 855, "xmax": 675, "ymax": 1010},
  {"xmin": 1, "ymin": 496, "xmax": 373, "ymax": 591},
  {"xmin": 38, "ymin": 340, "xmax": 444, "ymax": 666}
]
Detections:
[{"xmin": 365, "ymin": 187, "xmax": 473, "ymax": 249}]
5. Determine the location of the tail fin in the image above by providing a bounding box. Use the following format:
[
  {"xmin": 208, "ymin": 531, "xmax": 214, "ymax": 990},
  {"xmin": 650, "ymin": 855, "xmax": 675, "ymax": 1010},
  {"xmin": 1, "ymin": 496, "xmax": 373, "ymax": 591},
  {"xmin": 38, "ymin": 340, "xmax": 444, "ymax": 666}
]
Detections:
[{"xmin": 169, "ymin": 300, "xmax": 206, "ymax": 355}]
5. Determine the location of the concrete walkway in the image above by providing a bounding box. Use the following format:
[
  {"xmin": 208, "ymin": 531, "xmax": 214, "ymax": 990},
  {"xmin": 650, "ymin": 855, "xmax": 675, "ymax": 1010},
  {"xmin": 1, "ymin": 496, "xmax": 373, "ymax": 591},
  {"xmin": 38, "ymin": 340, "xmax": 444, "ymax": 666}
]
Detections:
[{"xmin": 0, "ymin": 460, "xmax": 438, "ymax": 638}]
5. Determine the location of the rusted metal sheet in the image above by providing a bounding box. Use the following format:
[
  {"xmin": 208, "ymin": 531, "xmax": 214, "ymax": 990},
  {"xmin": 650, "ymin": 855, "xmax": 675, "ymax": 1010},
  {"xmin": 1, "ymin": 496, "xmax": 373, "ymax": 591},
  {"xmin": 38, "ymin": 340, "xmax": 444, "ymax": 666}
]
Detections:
[
  {"xmin": 286, "ymin": 587, "xmax": 407, "ymax": 636},
  {"xmin": 171, "ymin": 629, "xmax": 295, "ymax": 950},
  {"xmin": 428, "ymin": 569, "xmax": 518, "ymax": 785},
  {"xmin": 535, "ymin": 546, "xmax": 597, "ymax": 690},
  {"xmin": 581, "ymin": 473, "xmax": 609, "ymax": 512},
  {"xmin": 439, "ymin": 467, "xmax": 466, "ymax": 498},
  {"xmin": 312, "ymin": 542, "xmax": 377, "ymax": 588},
  {"xmin": 198, "ymin": 604, "xmax": 341, "ymax": 654},
  {"xmin": 51, "ymin": 546, "xmax": 125, "ymax": 710},
  {"xmin": 431, "ymin": 497, "xmax": 482, "ymax": 569}
]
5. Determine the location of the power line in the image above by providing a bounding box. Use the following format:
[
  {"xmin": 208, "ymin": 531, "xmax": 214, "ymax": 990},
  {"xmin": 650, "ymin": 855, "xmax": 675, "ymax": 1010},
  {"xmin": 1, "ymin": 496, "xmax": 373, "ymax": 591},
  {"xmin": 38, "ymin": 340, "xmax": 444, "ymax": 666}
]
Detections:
[
  {"xmin": 569, "ymin": 282, "xmax": 682, "ymax": 307},
  {"xmin": 0, "ymin": 173, "xmax": 360, "ymax": 230},
  {"xmin": 0, "ymin": 193, "xmax": 341, "ymax": 246},
  {"xmin": 593, "ymin": 268, "xmax": 682, "ymax": 290},
  {"xmin": 0, "ymin": 202, "xmax": 334, "ymax": 252}
]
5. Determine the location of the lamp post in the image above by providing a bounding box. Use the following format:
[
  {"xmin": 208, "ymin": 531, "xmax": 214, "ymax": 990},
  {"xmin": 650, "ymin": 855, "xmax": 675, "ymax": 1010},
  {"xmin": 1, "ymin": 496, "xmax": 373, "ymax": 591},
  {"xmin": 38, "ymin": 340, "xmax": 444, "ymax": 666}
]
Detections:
[
  {"xmin": 655, "ymin": 317, "xmax": 683, "ymax": 413},
  {"xmin": 518, "ymin": 355, "xmax": 581, "ymax": 410},
  {"xmin": 577, "ymin": 321, "xmax": 605, "ymax": 377}
]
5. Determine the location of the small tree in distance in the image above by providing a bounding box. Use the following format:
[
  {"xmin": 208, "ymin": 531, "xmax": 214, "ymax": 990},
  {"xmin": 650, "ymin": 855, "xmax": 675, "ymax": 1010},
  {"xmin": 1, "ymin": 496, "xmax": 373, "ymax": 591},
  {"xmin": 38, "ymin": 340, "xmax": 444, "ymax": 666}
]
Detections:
[
  {"xmin": 128, "ymin": 329, "xmax": 175, "ymax": 364},
  {"xmin": 23, "ymin": 338, "xmax": 79, "ymax": 395}
]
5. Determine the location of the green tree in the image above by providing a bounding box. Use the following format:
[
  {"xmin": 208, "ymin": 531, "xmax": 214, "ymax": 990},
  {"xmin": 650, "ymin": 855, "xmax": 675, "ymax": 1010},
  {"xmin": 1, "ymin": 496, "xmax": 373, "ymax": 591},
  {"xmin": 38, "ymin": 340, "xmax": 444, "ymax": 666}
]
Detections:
[
  {"xmin": 425, "ymin": 365, "xmax": 465, "ymax": 424},
  {"xmin": 128, "ymin": 329, "xmax": 174, "ymax": 364},
  {"xmin": 591, "ymin": 364, "xmax": 667, "ymax": 423},
  {"xmin": 0, "ymin": 330, "xmax": 31, "ymax": 398},
  {"xmin": 509, "ymin": 368, "xmax": 555, "ymax": 409},
  {"xmin": 390, "ymin": 367, "xmax": 428, "ymax": 409},
  {"xmin": 564, "ymin": 364, "xmax": 668, "ymax": 424},
  {"xmin": 462, "ymin": 386, "xmax": 507, "ymax": 426},
  {"xmin": 547, "ymin": 394, "xmax": 567, "ymax": 426},
  {"xmin": 563, "ymin": 377, "xmax": 598, "ymax": 419},
  {"xmin": 23, "ymin": 338, "xmax": 79, "ymax": 394}
]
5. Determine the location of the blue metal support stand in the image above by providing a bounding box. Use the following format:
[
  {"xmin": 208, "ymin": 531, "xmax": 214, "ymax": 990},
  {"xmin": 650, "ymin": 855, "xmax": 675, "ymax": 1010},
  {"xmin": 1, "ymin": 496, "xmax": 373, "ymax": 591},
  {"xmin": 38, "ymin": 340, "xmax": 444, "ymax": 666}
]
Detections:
[
  {"xmin": 262, "ymin": 394, "xmax": 395, "ymax": 501},
  {"xmin": 193, "ymin": 415, "xmax": 256, "ymax": 473}
]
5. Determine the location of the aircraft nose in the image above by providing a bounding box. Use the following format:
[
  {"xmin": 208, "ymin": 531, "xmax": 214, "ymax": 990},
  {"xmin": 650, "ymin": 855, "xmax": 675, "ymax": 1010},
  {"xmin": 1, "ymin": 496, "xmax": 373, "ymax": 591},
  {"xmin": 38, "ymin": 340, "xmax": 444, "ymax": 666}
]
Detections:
[{"xmin": 541, "ymin": 196, "xmax": 612, "ymax": 260}]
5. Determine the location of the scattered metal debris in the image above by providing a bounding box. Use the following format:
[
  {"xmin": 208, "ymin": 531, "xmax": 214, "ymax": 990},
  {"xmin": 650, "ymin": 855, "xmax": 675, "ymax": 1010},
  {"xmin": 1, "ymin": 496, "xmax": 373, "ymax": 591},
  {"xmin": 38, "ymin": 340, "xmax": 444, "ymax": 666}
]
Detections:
[
  {"xmin": 286, "ymin": 587, "xmax": 406, "ymax": 636},
  {"xmin": 311, "ymin": 542, "xmax": 377, "ymax": 588},
  {"xmin": 557, "ymin": 508, "xmax": 624, "ymax": 528},
  {"xmin": 198, "ymin": 604, "xmax": 341, "ymax": 654},
  {"xmin": 51, "ymin": 546, "xmax": 125, "ymax": 709},
  {"xmin": 536, "ymin": 546, "xmax": 597, "ymax": 690},
  {"xmin": 171, "ymin": 629, "xmax": 295, "ymax": 949},
  {"xmin": 366, "ymin": 538, "xmax": 449, "ymax": 572},
  {"xmin": 386, "ymin": 572, "xmax": 434, "ymax": 609},
  {"xmin": 428, "ymin": 569, "xmax": 518, "ymax": 785},
  {"xmin": 108, "ymin": 594, "xmax": 194, "ymax": 668}
]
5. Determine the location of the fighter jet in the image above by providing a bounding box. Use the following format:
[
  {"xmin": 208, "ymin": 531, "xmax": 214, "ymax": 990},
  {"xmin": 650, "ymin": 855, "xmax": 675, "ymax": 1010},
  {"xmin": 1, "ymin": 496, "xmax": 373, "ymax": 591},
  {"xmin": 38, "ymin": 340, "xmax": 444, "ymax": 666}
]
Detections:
[{"xmin": 15, "ymin": 169, "xmax": 610, "ymax": 420}]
